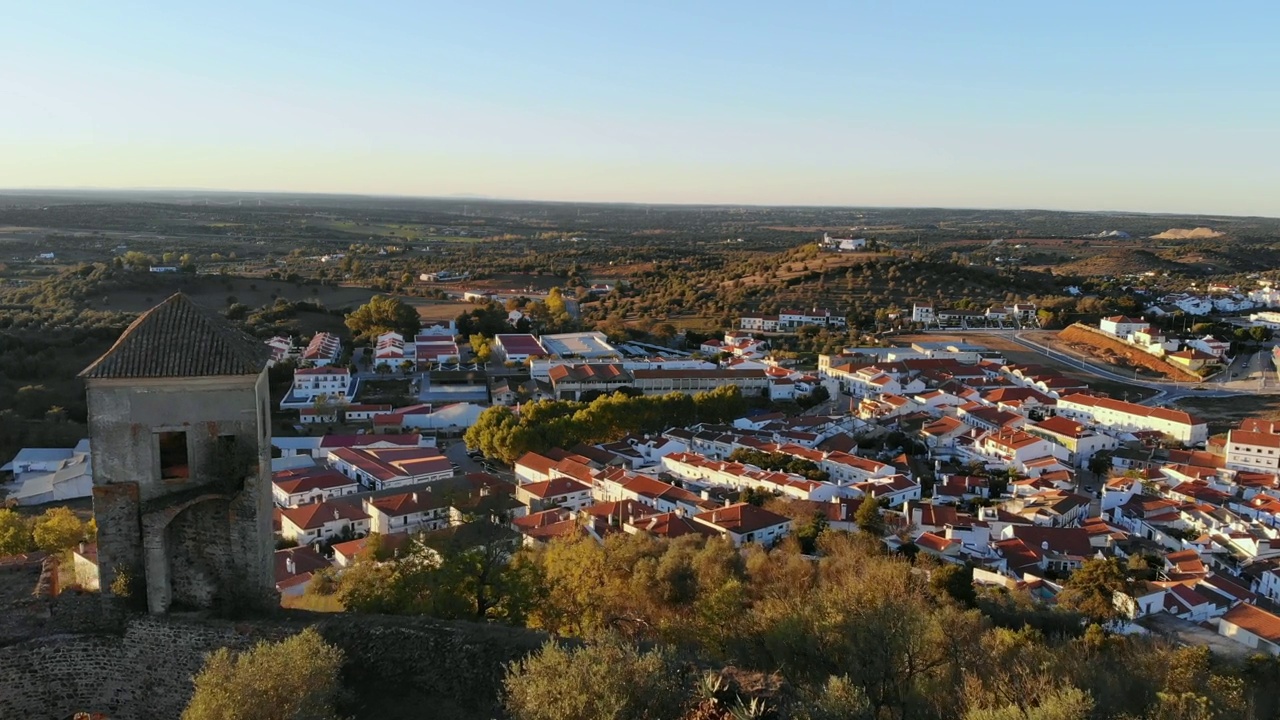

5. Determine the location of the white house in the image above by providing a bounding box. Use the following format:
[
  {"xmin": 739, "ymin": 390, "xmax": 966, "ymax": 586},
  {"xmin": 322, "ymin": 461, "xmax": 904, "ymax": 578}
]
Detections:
[
  {"xmin": 279, "ymin": 499, "xmax": 371, "ymax": 545},
  {"xmin": 264, "ymin": 336, "xmax": 293, "ymax": 366},
  {"xmin": 1099, "ymin": 316, "xmax": 1148, "ymax": 339},
  {"xmin": 911, "ymin": 304, "xmax": 935, "ymax": 324},
  {"xmin": 290, "ymin": 367, "xmax": 353, "ymax": 403},
  {"xmin": 739, "ymin": 315, "xmax": 782, "ymax": 333},
  {"xmin": 364, "ymin": 490, "xmax": 452, "ymax": 535},
  {"xmin": 821, "ymin": 233, "xmax": 867, "ymax": 252},
  {"xmin": 374, "ymin": 331, "xmax": 413, "ymax": 369},
  {"xmin": 1218, "ymin": 604, "xmax": 1280, "ymax": 655},
  {"xmin": 692, "ymin": 503, "xmax": 792, "ymax": 547},
  {"xmin": 271, "ymin": 467, "xmax": 360, "ymax": 507},
  {"xmin": 415, "ymin": 339, "xmax": 461, "ymax": 365},
  {"xmin": 779, "ymin": 308, "xmax": 846, "ymax": 329},
  {"xmin": 301, "ymin": 332, "xmax": 342, "ymax": 366},
  {"xmin": 660, "ymin": 452, "xmax": 839, "ymax": 502},
  {"xmin": 1187, "ymin": 335, "xmax": 1231, "ymax": 361},
  {"xmin": 515, "ymin": 477, "xmax": 594, "ymax": 512}
]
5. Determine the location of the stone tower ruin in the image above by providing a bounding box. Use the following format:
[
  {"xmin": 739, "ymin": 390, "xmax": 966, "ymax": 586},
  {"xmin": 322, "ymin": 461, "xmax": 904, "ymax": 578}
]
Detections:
[{"xmin": 80, "ymin": 293, "xmax": 276, "ymax": 614}]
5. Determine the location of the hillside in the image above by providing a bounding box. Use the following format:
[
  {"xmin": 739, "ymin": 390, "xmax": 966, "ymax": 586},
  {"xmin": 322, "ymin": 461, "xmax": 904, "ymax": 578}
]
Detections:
[{"xmin": 1057, "ymin": 324, "xmax": 1201, "ymax": 382}]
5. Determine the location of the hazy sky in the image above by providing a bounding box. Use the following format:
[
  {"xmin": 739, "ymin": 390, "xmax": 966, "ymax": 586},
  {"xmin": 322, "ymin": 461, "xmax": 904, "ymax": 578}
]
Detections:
[{"xmin": 3, "ymin": 1, "xmax": 1278, "ymax": 215}]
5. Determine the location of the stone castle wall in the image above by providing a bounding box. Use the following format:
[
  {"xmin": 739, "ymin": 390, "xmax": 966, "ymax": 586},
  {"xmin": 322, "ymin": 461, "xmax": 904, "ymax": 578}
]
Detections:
[{"xmin": 0, "ymin": 607, "xmax": 547, "ymax": 720}]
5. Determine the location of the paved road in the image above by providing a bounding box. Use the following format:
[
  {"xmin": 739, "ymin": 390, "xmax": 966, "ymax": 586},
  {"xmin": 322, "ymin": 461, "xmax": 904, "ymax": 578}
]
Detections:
[{"xmin": 1007, "ymin": 332, "xmax": 1247, "ymax": 406}]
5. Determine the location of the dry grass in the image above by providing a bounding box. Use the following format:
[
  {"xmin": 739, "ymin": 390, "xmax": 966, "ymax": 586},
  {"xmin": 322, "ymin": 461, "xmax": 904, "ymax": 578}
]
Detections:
[
  {"xmin": 725, "ymin": 251, "xmax": 886, "ymax": 288},
  {"xmin": 281, "ymin": 592, "xmax": 345, "ymax": 612},
  {"xmin": 1173, "ymin": 395, "xmax": 1280, "ymax": 436}
]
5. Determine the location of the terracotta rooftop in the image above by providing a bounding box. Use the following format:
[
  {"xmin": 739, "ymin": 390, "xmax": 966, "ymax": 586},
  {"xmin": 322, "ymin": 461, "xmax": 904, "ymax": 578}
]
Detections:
[
  {"xmin": 694, "ymin": 502, "xmax": 790, "ymax": 535},
  {"xmin": 1220, "ymin": 603, "xmax": 1280, "ymax": 644},
  {"xmin": 81, "ymin": 293, "xmax": 269, "ymax": 379}
]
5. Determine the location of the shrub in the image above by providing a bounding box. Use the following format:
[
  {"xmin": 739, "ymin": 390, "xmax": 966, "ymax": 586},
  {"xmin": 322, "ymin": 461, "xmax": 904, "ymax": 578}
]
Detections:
[{"xmin": 183, "ymin": 627, "xmax": 344, "ymax": 720}]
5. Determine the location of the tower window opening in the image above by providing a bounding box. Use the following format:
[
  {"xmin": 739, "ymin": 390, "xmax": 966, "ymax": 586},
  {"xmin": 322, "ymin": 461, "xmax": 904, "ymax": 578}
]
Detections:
[{"xmin": 158, "ymin": 431, "xmax": 190, "ymax": 480}]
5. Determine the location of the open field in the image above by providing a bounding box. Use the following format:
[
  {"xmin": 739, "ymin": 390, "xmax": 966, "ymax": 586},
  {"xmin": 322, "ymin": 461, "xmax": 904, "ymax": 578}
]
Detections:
[{"xmin": 1172, "ymin": 395, "xmax": 1280, "ymax": 436}]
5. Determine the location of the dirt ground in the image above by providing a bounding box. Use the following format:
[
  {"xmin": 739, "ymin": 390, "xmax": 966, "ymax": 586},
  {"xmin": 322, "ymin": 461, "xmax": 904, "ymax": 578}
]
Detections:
[
  {"xmin": 1172, "ymin": 395, "xmax": 1280, "ymax": 436},
  {"xmin": 1057, "ymin": 324, "xmax": 1198, "ymax": 382}
]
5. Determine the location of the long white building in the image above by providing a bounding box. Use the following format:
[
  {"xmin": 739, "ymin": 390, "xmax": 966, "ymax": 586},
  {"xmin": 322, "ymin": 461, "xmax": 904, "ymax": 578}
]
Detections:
[{"xmin": 1055, "ymin": 394, "xmax": 1208, "ymax": 445}]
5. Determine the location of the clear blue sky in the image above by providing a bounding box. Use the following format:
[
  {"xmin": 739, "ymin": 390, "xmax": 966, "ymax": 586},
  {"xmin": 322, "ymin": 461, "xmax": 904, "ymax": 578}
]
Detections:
[{"xmin": 3, "ymin": 1, "xmax": 1278, "ymax": 215}]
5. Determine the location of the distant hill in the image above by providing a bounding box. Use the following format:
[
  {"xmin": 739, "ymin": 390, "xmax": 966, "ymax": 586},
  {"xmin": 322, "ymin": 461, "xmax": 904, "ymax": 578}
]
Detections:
[{"xmin": 1151, "ymin": 227, "xmax": 1224, "ymax": 240}]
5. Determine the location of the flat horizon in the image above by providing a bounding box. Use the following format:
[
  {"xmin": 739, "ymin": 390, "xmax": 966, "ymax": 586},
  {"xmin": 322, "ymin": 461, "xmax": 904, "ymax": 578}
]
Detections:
[{"xmin": 1, "ymin": 186, "xmax": 1274, "ymax": 221}]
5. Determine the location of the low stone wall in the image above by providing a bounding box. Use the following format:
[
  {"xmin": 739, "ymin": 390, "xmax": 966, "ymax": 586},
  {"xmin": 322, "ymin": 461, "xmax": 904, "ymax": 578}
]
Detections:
[{"xmin": 0, "ymin": 608, "xmax": 548, "ymax": 720}]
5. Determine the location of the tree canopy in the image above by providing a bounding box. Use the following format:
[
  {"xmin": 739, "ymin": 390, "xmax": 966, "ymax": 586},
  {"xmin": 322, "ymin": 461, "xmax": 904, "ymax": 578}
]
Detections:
[
  {"xmin": 464, "ymin": 386, "xmax": 747, "ymax": 464},
  {"xmin": 344, "ymin": 295, "xmax": 420, "ymax": 340},
  {"xmin": 504, "ymin": 637, "xmax": 687, "ymax": 720},
  {"xmin": 854, "ymin": 494, "xmax": 885, "ymax": 537}
]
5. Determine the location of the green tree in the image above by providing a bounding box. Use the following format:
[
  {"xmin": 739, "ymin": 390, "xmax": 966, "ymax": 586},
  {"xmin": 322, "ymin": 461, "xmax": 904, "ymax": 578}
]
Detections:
[
  {"xmin": 344, "ymin": 295, "xmax": 420, "ymax": 340},
  {"xmin": 1057, "ymin": 557, "xmax": 1128, "ymax": 623},
  {"xmin": 0, "ymin": 509, "xmax": 34, "ymax": 556},
  {"xmin": 182, "ymin": 627, "xmax": 344, "ymax": 720},
  {"xmin": 31, "ymin": 507, "xmax": 86, "ymax": 553},
  {"xmin": 693, "ymin": 384, "xmax": 746, "ymax": 423},
  {"xmin": 470, "ymin": 334, "xmax": 493, "ymax": 363},
  {"xmin": 854, "ymin": 494, "xmax": 885, "ymax": 536},
  {"xmin": 929, "ymin": 562, "xmax": 977, "ymax": 606},
  {"xmin": 1087, "ymin": 451, "xmax": 1112, "ymax": 478},
  {"xmin": 503, "ymin": 636, "xmax": 688, "ymax": 720}
]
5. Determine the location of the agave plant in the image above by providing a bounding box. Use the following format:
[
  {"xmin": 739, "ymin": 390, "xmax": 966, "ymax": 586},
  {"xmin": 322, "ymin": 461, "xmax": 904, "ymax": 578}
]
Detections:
[
  {"xmin": 697, "ymin": 670, "xmax": 729, "ymax": 704},
  {"xmin": 728, "ymin": 696, "xmax": 772, "ymax": 720}
]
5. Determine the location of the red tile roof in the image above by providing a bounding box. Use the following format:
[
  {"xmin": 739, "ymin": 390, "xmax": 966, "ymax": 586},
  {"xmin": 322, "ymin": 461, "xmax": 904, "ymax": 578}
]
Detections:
[
  {"xmin": 520, "ymin": 477, "xmax": 591, "ymax": 499},
  {"xmin": 629, "ymin": 512, "xmax": 718, "ymax": 539},
  {"xmin": 280, "ymin": 499, "xmax": 369, "ymax": 531},
  {"xmin": 272, "ymin": 467, "xmax": 356, "ymax": 495},
  {"xmin": 694, "ymin": 503, "xmax": 790, "ymax": 535},
  {"xmin": 330, "ymin": 446, "xmax": 450, "ymax": 482}
]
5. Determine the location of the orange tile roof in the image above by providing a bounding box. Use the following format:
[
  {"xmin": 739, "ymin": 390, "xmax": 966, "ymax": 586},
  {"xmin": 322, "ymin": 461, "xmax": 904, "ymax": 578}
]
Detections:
[{"xmin": 1221, "ymin": 603, "xmax": 1280, "ymax": 644}]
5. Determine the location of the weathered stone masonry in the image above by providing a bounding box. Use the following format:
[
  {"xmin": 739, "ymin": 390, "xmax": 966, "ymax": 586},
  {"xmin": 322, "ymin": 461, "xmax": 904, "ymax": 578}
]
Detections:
[
  {"xmin": 81, "ymin": 294, "xmax": 277, "ymax": 614},
  {"xmin": 0, "ymin": 613, "xmax": 547, "ymax": 720}
]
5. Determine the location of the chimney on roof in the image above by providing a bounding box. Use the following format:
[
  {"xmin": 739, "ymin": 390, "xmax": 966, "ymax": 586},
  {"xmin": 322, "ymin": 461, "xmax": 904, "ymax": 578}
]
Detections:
[
  {"xmin": 286, "ymin": 556, "xmax": 296, "ymax": 575},
  {"xmin": 333, "ymin": 508, "xmax": 340, "ymax": 521},
  {"xmin": 412, "ymin": 492, "xmax": 418, "ymax": 504},
  {"xmin": 1041, "ymin": 541, "xmax": 1050, "ymax": 551},
  {"xmin": 78, "ymin": 541, "xmax": 86, "ymax": 555}
]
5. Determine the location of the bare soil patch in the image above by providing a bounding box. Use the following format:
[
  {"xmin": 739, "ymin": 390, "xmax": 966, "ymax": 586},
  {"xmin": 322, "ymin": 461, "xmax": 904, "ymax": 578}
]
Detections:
[{"xmin": 1058, "ymin": 324, "xmax": 1200, "ymax": 383}]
